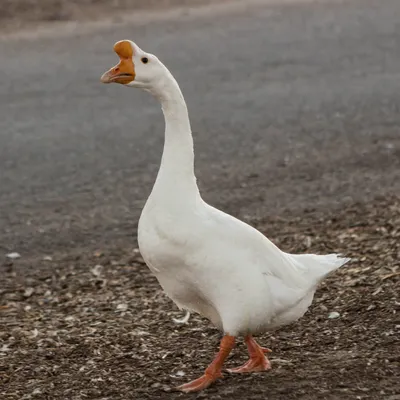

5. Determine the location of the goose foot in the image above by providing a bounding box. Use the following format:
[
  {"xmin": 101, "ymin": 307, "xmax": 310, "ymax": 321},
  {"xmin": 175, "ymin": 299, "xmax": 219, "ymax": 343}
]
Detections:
[
  {"xmin": 176, "ymin": 335, "xmax": 235, "ymax": 393},
  {"xmin": 176, "ymin": 372, "xmax": 222, "ymax": 393},
  {"xmin": 227, "ymin": 335, "xmax": 272, "ymax": 373}
]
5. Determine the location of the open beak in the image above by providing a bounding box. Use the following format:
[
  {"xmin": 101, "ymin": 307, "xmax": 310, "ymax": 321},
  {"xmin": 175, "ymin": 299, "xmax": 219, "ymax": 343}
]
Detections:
[{"xmin": 100, "ymin": 40, "xmax": 136, "ymax": 85}]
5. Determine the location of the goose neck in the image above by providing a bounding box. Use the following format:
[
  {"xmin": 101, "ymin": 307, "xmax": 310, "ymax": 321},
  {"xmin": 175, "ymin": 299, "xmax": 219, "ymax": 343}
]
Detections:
[{"xmin": 150, "ymin": 73, "xmax": 200, "ymax": 200}]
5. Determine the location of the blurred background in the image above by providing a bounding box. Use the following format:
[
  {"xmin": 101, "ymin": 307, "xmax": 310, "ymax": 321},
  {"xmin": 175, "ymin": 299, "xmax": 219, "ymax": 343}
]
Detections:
[
  {"xmin": 1, "ymin": 0, "xmax": 399, "ymax": 255},
  {"xmin": 0, "ymin": 0, "xmax": 226, "ymax": 26}
]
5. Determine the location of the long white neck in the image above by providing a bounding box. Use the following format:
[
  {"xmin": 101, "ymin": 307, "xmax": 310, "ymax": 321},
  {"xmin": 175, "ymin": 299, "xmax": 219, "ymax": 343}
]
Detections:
[{"xmin": 148, "ymin": 70, "xmax": 200, "ymax": 203}]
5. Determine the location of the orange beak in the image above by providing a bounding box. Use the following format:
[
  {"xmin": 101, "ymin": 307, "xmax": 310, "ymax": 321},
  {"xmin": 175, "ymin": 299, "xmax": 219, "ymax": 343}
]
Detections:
[{"xmin": 100, "ymin": 40, "xmax": 136, "ymax": 85}]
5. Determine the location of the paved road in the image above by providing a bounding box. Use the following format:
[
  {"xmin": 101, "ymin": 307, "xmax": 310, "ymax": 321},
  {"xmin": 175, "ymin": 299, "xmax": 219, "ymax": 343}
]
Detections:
[{"xmin": 0, "ymin": 0, "xmax": 399, "ymax": 255}]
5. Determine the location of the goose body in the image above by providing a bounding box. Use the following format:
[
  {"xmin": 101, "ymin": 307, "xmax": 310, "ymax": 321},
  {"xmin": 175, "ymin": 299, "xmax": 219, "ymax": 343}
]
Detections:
[
  {"xmin": 139, "ymin": 198, "xmax": 345, "ymax": 335},
  {"xmin": 101, "ymin": 40, "xmax": 350, "ymax": 392}
]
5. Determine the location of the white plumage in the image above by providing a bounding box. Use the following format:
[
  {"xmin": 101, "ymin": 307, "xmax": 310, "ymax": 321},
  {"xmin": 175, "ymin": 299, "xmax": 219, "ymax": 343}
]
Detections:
[
  {"xmin": 139, "ymin": 198, "xmax": 348, "ymax": 336},
  {"xmin": 101, "ymin": 39, "xmax": 350, "ymax": 392}
]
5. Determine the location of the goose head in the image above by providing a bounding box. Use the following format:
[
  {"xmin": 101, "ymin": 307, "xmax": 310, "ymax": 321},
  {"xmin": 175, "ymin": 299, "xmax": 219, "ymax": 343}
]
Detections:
[{"xmin": 100, "ymin": 40, "xmax": 166, "ymax": 89}]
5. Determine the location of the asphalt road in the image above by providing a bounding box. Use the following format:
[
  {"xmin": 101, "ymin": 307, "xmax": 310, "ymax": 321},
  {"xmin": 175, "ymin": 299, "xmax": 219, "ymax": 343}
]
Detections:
[{"xmin": 0, "ymin": 0, "xmax": 399, "ymax": 256}]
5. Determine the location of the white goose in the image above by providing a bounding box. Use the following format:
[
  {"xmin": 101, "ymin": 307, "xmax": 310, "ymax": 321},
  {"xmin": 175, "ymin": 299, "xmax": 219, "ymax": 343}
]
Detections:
[{"xmin": 101, "ymin": 40, "xmax": 350, "ymax": 393}]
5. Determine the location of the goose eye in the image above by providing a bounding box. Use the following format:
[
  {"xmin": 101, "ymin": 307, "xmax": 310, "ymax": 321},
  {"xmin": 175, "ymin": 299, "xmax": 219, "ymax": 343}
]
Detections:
[{"xmin": 141, "ymin": 57, "xmax": 149, "ymax": 64}]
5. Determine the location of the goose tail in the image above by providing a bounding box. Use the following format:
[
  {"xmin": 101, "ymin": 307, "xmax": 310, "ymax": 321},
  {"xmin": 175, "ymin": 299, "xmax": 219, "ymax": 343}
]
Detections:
[{"xmin": 289, "ymin": 253, "xmax": 351, "ymax": 281}]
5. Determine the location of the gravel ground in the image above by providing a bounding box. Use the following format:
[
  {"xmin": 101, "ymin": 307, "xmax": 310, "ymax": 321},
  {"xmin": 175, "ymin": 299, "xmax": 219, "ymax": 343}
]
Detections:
[{"xmin": 1, "ymin": 195, "xmax": 399, "ymax": 400}]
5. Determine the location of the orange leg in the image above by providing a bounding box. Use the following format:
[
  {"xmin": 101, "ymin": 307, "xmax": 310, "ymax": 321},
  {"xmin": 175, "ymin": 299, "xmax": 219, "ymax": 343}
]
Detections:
[
  {"xmin": 227, "ymin": 335, "xmax": 271, "ymax": 373},
  {"xmin": 176, "ymin": 335, "xmax": 235, "ymax": 393}
]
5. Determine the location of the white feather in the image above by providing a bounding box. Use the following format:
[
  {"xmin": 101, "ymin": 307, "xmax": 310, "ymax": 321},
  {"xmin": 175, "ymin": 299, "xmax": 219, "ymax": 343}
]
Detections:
[{"xmin": 125, "ymin": 41, "xmax": 351, "ymax": 337}]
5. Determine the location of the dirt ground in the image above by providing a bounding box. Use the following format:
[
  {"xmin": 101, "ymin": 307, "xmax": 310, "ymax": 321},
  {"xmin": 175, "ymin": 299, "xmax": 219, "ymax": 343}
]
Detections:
[{"xmin": 1, "ymin": 195, "xmax": 399, "ymax": 400}]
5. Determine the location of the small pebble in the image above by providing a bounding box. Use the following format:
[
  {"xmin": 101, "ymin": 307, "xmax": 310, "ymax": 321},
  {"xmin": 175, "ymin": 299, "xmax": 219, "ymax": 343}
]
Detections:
[
  {"xmin": 24, "ymin": 288, "xmax": 35, "ymax": 298},
  {"xmin": 117, "ymin": 303, "xmax": 128, "ymax": 312},
  {"xmin": 91, "ymin": 264, "xmax": 103, "ymax": 277},
  {"xmin": 6, "ymin": 252, "xmax": 21, "ymax": 260},
  {"xmin": 328, "ymin": 311, "xmax": 340, "ymax": 319}
]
